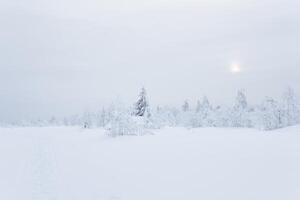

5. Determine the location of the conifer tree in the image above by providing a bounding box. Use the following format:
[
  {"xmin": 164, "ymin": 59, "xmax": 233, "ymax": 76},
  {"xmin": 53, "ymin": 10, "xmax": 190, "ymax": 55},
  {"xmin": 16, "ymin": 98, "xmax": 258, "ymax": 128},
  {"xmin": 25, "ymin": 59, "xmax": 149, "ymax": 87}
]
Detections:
[
  {"xmin": 196, "ymin": 100, "xmax": 201, "ymax": 113},
  {"xmin": 259, "ymin": 97, "xmax": 281, "ymax": 130},
  {"xmin": 234, "ymin": 90, "xmax": 248, "ymax": 110},
  {"xmin": 282, "ymin": 87, "xmax": 300, "ymax": 126},
  {"xmin": 133, "ymin": 87, "xmax": 149, "ymax": 117},
  {"xmin": 231, "ymin": 90, "xmax": 249, "ymax": 127},
  {"xmin": 182, "ymin": 100, "xmax": 190, "ymax": 112}
]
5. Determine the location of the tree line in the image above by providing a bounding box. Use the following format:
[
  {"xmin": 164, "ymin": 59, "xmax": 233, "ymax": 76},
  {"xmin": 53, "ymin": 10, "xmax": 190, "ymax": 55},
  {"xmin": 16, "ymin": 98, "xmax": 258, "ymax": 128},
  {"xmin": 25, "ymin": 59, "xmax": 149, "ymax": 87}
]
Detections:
[{"xmin": 11, "ymin": 87, "xmax": 300, "ymax": 135}]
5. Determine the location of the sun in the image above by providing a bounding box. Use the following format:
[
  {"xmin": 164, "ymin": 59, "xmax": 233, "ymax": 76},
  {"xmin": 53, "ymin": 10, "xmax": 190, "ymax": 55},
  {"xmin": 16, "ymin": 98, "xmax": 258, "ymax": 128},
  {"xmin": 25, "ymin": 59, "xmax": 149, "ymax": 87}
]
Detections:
[{"xmin": 230, "ymin": 63, "xmax": 241, "ymax": 74}]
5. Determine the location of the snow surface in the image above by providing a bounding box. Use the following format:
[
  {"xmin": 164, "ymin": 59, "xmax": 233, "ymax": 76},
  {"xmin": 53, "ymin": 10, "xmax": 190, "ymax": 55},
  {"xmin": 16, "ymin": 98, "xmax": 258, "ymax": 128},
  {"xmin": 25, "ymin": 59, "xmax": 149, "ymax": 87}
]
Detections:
[{"xmin": 0, "ymin": 126, "xmax": 300, "ymax": 200}]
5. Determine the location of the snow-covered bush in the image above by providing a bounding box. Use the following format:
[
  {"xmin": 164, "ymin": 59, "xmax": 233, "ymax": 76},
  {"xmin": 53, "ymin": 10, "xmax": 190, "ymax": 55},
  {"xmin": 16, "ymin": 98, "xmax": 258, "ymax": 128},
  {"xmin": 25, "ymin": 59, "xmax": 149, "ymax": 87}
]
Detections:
[
  {"xmin": 151, "ymin": 106, "xmax": 179, "ymax": 127},
  {"xmin": 212, "ymin": 106, "xmax": 231, "ymax": 127},
  {"xmin": 105, "ymin": 111, "xmax": 141, "ymax": 137},
  {"xmin": 257, "ymin": 98, "xmax": 282, "ymax": 130}
]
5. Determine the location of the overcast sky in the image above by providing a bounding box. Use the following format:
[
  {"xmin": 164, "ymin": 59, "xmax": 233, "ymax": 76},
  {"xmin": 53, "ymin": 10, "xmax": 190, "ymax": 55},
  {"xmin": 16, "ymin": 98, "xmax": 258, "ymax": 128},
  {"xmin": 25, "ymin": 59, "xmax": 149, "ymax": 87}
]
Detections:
[{"xmin": 0, "ymin": 0, "xmax": 300, "ymax": 121}]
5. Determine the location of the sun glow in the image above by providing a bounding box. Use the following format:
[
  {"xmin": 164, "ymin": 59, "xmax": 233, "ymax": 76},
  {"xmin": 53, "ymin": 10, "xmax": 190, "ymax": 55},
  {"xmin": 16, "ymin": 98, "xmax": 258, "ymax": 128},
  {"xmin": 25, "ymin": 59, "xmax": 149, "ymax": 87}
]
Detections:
[{"xmin": 230, "ymin": 63, "xmax": 241, "ymax": 74}]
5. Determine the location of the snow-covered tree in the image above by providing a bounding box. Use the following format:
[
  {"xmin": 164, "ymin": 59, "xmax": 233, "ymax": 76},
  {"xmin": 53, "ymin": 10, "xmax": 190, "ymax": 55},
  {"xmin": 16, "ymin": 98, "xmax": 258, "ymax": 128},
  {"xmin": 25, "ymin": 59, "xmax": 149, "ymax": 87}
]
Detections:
[
  {"xmin": 212, "ymin": 105, "xmax": 231, "ymax": 127},
  {"xmin": 82, "ymin": 111, "xmax": 93, "ymax": 129},
  {"xmin": 281, "ymin": 87, "xmax": 300, "ymax": 126},
  {"xmin": 48, "ymin": 116, "xmax": 59, "ymax": 126},
  {"xmin": 133, "ymin": 87, "xmax": 149, "ymax": 117},
  {"xmin": 234, "ymin": 90, "xmax": 248, "ymax": 110},
  {"xmin": 106, "ymin": 104, "xmax": 150, "ymax": 137},
  {"xmin": 152, "ymin": 106, "xmax": 180, "ymax": 127},
  {"xmin": 94, "ymin": 108, "xmax": 110, "ymax": 127},
  {"xmin": 196, "ymin": 100, "xmax": 201, "ymax": 113},
  {"xmin": 182, "ymin": 100, "xmax": 190, "ymax": 112},
  {"xmin": 132, "ymin": 87, "xmax": 155, "ymax": 129},
  {"xmin": 258, "ymin": 97, "xmax": 282, "ymax": 130},
  {"xmin": 231, "ymin": 90, "xmax": 250, "ymax": 127},
  {"xmin": 190, "ymin": 100, "xmax": 202, "ymax": 127},
  {"xmin": 179, "ymin": 100, "xmax": 193, "ymax": 127},
  {"xmin": 199, "ymin": 96, "xmax": 213, "ymax": 127}
]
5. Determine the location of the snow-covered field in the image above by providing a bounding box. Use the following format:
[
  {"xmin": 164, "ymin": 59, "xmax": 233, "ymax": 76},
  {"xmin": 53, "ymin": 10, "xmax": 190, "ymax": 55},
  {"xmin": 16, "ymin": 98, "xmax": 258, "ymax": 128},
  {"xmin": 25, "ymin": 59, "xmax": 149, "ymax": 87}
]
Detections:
[{"xmin": 0, "ymin": 126, "xmax": 300, "ymax": 200}]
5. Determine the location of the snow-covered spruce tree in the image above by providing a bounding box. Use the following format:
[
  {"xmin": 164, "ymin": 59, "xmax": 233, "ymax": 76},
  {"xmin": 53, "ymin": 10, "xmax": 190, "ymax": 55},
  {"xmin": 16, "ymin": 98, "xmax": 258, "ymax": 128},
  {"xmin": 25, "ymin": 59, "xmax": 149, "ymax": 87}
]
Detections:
[
  {"xmin": 230, "ymin": 90, "xmax": 251, "ymax": 127},
  {"xmin": 190, "ymin": 100, "xmax": 202, "ymax": 128},
  {"xmin": 94, "ymin": 108, "xmax": 110, "ymax": 128},
  {"xmin": 196, "ymin": 100, "xmax": 201, "ymax": 113},
  {"xmin": 180, "ymin": 100, "xmax": 194, "ymax": 127},
  {"xmin": 133, "ymin": 87, "xmax": 149, "ymax": 117},
  {"xmin": 258, "ymin": 97, "xmax": 282, "ymax": 130},
  {"xmin": 82, "ymin": 111, "xmax": 93, "ymax": 129},
  {"xmin": 182, "ymin": 100, "xmax": 190, "ymax": 112},
  {"xmin": 198, "ymin": 96, "xmax": 213, "ymax": 127},
  {"xmin": 48, "ymin": 116, "xmax": 59, "ymax": 126},
  {"xmin": 132, "ymin": 87, "xmax": 155, "ymax": 129},
  {"xmin": 234, "ymin": 90, "xmax": 248, "ymax": 109},
  {"xmin": 281, "ymin": 87, "xmax": 300, "ymax": 127},
  {"xmin": 188, "ymin": 97, "xmax": 214, "ymax": 128}
]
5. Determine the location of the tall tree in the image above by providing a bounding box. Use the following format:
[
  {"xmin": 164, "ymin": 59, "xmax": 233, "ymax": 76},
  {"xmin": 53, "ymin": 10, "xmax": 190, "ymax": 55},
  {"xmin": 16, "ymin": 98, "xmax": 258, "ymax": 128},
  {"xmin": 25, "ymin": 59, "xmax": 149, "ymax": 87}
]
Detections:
[
  {"xmin": 201, "ymin": 96, "xmax": 211, "ymax": 117},
  {"xmin": 231, "ymin": 90, "xmax": 249, "ymax": 127},
  {"xmin": 282, "ymin": 87, "xmax": 300, "ymax": 126},
  {"xmin": 133, "ymin": 87, "xmax": 149, "ymax": 117},
  {"xmin": 196, "ymin": 100, "xmax": 201, "ymax": 113},
  {"xmin": 182, "ymin": 100, "xmax": 190, "ymax": 112},
  {"xmin": 259, "ymin": 97, "xmax": 281, "ymax": 130},
  {"xmin": 196, "ymin": 96, "xmax": 212, "ymax": 127},
  {"xmin": 234, "ymin": 90, "xmax": 248, "ymax": 110}
]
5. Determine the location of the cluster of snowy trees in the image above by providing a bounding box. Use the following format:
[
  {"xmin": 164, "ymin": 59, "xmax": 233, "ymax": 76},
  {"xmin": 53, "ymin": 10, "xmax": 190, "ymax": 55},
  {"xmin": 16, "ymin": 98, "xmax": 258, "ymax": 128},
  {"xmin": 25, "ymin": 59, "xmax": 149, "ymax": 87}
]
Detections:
[
  {"xmin": 10, "ymin": 87, "xmax": 300, "ymax": 135},
  {"xmin": 175, "ymin": 88, "xmax": 300, "ymax": 131}
]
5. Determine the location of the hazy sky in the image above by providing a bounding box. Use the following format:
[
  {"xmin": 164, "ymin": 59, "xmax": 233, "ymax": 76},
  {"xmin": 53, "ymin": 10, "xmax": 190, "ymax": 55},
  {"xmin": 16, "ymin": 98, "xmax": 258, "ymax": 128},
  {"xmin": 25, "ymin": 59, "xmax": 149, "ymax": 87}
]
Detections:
[{"xmin": 0, "ymin": 0, "xmax": 300, "ymax": 121}]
